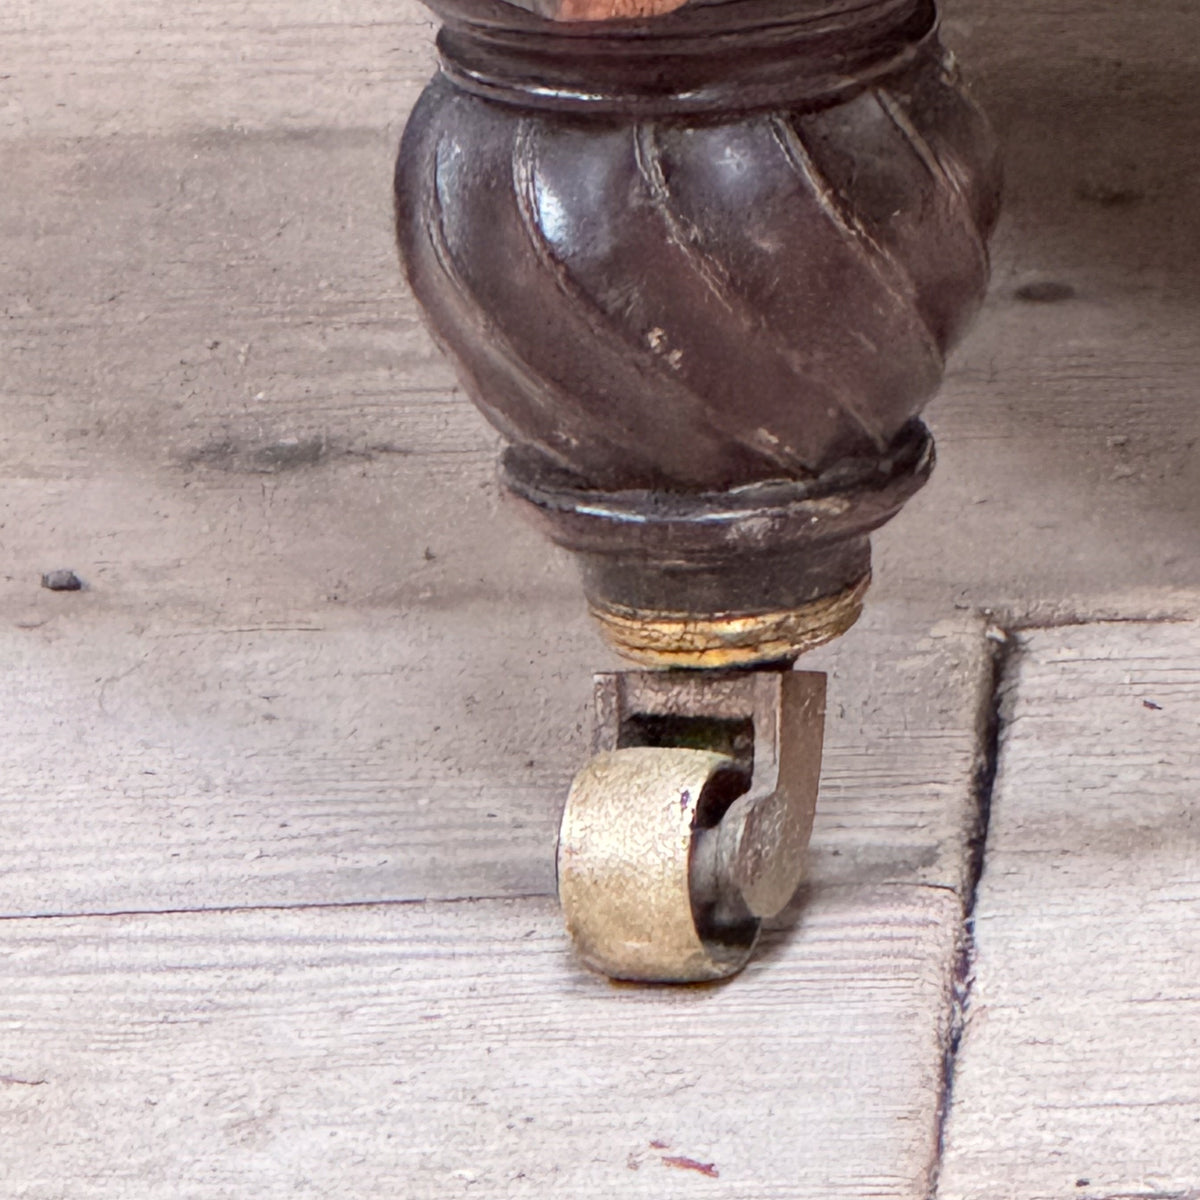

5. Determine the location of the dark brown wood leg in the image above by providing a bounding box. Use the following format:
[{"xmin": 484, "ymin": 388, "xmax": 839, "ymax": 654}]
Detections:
[
  {"xmin": 396, "ymin": 0, "xmax": 999, "ymax": 666},
  {"xmin": 395, "ymin": 0, "xmax": 1000, "ymax": 978}
]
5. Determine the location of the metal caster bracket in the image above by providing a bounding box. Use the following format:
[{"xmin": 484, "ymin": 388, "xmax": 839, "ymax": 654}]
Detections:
[{"xmin": 558, "ymin": 669, "xmax": 826, "ymax": 983}]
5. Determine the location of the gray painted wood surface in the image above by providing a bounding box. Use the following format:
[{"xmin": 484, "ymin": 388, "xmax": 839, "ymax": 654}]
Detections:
[
  {"xmin": 2, "ymin": 0, "xmax": 1200, "ymax": 1195},
  {"xmin": 0, "ymin": 609, "xmax": 990, "ymax": 917},
  {"xmin": 1, "ymin": 889, "xmax": 962, "ymax": 1199},
  {"xmin": 0, "ymin": 2, "xmax": 1198, "ymax": 630},
  {"xmin": 939, "ymin": 623, "xmax": 1200, "ymax": 1200}
]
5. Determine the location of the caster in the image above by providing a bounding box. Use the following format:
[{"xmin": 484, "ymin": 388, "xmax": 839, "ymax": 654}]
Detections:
[
  {"xmin": 559, "ymin": 669, "xmax": 826, "ymax": 982},
  {"xmin": 394, "ymin": 0, "xmax": 1000, "ymax": 980}
]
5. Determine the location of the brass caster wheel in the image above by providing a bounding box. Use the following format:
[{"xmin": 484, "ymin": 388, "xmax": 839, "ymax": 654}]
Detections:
[
  {"xmin": 558, "ymin": 669, "xmax": 827, "ymax": 983},
  {"xmin": 559, "ymin": 746, "xmax": 754, "ymax": 982}
]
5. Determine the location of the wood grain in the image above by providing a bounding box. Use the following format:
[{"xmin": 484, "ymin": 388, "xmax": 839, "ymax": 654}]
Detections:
[
  {"xmin": 938, "ymin": 623, "xmax": 1200, "ymax": 1200},
  {"xmin": 0, "ymin": 130, "xmax": 504, "ymax": 627},
  {"xmin": 0, "ymin": 606, "xmax": 990, "ymax": 917},
  {"xmin": 887, "ymin": 0, "xmax": 1200, "ymax": 622},
  {"xmin": 0, "ymin": 887, "xmax": 961, "ymax": 1199},
  {"xmin": 0, "ymin": 120, "xmax": 991, "ymax": 920},
  {"xmin": 0, "ymin": 4, "xmax": 1198, "ymax": 1194},
  {"xmin": 555, "ymin": 0, "xmax": 689, "ymax": 20},
  {"xmin": 0, "ymin": 0, "xmax": 435, "ymax": 138}
]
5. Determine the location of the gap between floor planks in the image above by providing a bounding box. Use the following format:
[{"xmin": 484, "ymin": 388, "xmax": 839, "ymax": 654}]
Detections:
[{"xmin": 936, "ymin": 620, "xmax": 1200, "ymax": 1200}]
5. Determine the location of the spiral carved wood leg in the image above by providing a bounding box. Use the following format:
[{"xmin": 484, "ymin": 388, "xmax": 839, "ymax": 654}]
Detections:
[{"xmin": 395, "ymin": 0, "xmax": 1000, "ymax": 979}]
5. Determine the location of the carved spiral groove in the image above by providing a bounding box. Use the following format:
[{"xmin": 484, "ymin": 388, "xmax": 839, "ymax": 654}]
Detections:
[
  {"xmin": 397, "ymin": 47, "xmax": 999, "ymax": 493},
  {"xmin": 395, "ymin": 0, "xmax": 1000, "ymax": 632}
]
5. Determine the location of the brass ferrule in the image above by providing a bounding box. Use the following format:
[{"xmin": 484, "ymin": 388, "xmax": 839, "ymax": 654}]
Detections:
[{"xmin": 589, "ymin": 574, "xmax": 871, "ymax": 669}]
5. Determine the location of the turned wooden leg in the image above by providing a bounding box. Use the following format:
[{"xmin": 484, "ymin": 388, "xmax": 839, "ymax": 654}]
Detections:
[{"xmin": 395, "ymin": 0, "xmax": 1000, "ymax": 980}]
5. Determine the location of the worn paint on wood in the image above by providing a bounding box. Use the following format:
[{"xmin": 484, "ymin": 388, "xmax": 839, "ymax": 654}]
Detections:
[
  {"xmin": 0, "ymin": 0, "xmax": 435, "ymax": 137},
  {"xmin": 0, "ymin": 888, "xmax": 961, "ymax": 1199},
  {"xmin": 938, "ymin": 623, "xmax": 1200, "ymax": 1200},
  {"xmin": 0, "ymin": 608, "xmax": 990, "ymax": 917},
  {"xmin": 1, "ymin": 1, "xmax": 1200, "ymax": 1195},
  {"xmin": 3, "ymin": 3, "xmax": 1200, "ymax": 627}
]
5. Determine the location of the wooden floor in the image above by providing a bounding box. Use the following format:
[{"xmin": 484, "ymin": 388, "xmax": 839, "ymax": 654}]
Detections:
[{"xmin": 2, "ymin": 2, "xmax": 1199, "ymax": 1196}]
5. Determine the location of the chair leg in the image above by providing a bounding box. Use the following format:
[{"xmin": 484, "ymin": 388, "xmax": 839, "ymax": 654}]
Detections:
[{"xmin": 395, "ymin": 0, "xmax": 1001, "ymax": 981}]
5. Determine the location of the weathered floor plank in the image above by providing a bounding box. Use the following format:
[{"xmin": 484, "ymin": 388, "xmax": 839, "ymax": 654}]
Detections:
[
  {"xmin": 0, "ymin": 0, "xmax": 435, "ymax": 138},
  {"xmin": 883, "ymin": 0, "xmax": 1200, "ymax": 621},
  {"xmin": 0, "ymin": 607, "xmax": 990, "ymax": 916},
  {"xmin": 938, "ymin": 622, "xmax": 1200, "ymax": 1200},
  {"xmin": 0, "ymin": 888, "xmax": 960, "ymax": 1200}
]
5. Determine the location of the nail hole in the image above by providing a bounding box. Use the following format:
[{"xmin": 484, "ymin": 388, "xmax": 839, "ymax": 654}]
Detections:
[
  {"xmin": 41, "ymin": 569, "xmax": 84, "ymax": 592},
  {"xmin": 1076, "ymin": 180, "xmax": 1144, "ymax": 207},
  {"xmin": 1016, "ymin": 280, "xmax": 1076, "ymax": 304}
]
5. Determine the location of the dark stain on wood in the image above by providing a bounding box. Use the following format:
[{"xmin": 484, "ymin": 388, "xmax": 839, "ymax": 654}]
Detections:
[
  {"xmin": 1015, "ymin": 280, "xmax": 1076, "ymax": 303},
  {"xmin": 662, "ymin": 1154, "xmax": 720, "ymax": 1178}
]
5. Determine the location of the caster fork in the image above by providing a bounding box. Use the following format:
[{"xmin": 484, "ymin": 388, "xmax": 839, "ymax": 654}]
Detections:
[{"xmin": 558, "ymin": 668, "xmax": 826, "ymax": 982}]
